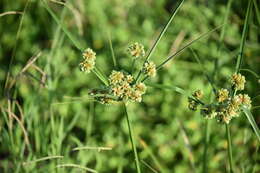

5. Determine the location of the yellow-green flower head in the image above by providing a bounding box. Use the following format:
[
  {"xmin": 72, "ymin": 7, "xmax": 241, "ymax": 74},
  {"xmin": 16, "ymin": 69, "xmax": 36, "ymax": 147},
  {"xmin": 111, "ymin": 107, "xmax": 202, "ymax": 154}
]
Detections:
[
  {"xmin": 218, "ymin": 112, "xmax": 232, "ymax": 124},
  {"xmin": 200, "ymin": 105, "xmax": 217, "ymax": 119},
  {"xmin": 126, "ymin": 74, "xmax": 134, "ymax": 84},
  {"xmin": 143, "ymin": 61, "xmax": 156, "ymax": 77},
  {"xmin": 127, "ymin": 42, "xmax": 145, "ymax": 58},
  {"xmin": 231, "ymin": 73, "xmax": 246, "ymax": 90},
  {"xmin": 109, "ymin": 70, "xmax": 124, "ymax": 85},
  {"xmin": 130, "ymin": 90, "xmax": 142, "ymax": 102},
  {"xmin": 217, "ymin": 88, "xmax": 229, "ymax": 102},
  {"xmin": 82, "ymin": 48, "xmax": 96, "ymax": 61},
  {"xmin": 192, "ymin": 90, "xmax": 203, "ymax": 99},
  {"xmin": 112, "ymin": 86, "xmax": 124, "ymax": 97},
  {"xmin": 188, "ymin": 98, "xmax": 198, "ymax": 111},
  {"xmin": 237, "ymin": 94, "xmax": 251, "ymax": 108},
  {"xmin": 134, "ymin": 83, "xmax": 147, "ymax": 94},
  {"xmin": 79, "ymin": 60, "xmax": 95, "ymax": 73}
]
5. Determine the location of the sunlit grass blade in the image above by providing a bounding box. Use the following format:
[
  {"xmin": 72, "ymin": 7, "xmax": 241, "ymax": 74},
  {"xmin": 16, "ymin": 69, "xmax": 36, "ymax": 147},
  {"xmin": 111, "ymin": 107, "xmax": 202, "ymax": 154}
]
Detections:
[
  {"xmin": 235, "ymin": 0, "xmax": 252, "ymax": 73},
  {"xmin": 56, "ymin": 163, "xmax": 98, "ymax": 173},
  {"xmin": 41, "ymin": 0, "xmax": 83, "ymax": 51},
  {"xmin": 136, "ymin": 0, "xmax": 185, "ymax": 81},
  {"xmin": 23, "ymin": 156, "xmax": 64, "ymax": 165},
  {"xmin": 123, "ymin": 104, "xmax": 141, "ymax": 173},
  {"xmin": 242, "ymin": 106, "xmax": 260, "ymax": 142},
  {"xmin": 226, "ymin": 124, "xmax": 233, "ymax": 173},
  {"xmin": 0, "ymin": 11, "xmax": 23, "ymax": 17},
  {"xmin": 156, "ymin": 26, "xmax": 222, "ymax": 71},
  {"xmin": 72, "ymin": 146, "xmax": 112, "ymax": 151}
]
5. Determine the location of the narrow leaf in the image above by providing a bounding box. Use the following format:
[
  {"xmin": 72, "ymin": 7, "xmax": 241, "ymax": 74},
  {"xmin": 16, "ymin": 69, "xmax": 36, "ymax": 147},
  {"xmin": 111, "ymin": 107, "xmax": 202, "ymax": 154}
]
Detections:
[{"xmin": 242, "ymin": 106, "xmax": 260, "ymax": 142}]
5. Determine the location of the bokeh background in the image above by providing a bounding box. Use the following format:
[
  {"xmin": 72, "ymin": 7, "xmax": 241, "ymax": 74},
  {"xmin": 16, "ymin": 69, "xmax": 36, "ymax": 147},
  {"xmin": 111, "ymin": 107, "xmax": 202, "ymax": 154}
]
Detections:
[{"xmin": 0, "ymin": 0, "xmax": 259, "ymax": 172}]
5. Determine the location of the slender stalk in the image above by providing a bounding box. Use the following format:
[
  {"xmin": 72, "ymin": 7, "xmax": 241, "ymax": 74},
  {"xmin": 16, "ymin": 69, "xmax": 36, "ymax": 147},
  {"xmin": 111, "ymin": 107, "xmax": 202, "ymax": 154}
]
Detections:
[
  {"xmin": 202, "ymin": 119, "xmax": 210, "ymax": 173},
  {"xmin": 226, "ymin": 124, "xmax": 233, "ymax": 173},
  {"xmin": 135, "ymin": 0, "xmax": 185, "ymax": 81},
  {"xmin": 235, "ymin": 0, "xmax": 252, "ymax": 73},
  {"xmin": 108, "ymin": 32, "xmax": 117, "ymax": 68},
  {"xmin": 123, "ymin": 104, "xmax": 141, "ymax": 173}
]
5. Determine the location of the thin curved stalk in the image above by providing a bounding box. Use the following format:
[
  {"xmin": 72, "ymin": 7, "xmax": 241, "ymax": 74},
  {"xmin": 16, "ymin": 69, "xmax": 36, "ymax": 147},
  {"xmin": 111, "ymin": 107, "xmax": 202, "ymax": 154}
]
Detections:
[{"xmin": 123, "ymin": 104, "xmax": 141, "ymax": 173}]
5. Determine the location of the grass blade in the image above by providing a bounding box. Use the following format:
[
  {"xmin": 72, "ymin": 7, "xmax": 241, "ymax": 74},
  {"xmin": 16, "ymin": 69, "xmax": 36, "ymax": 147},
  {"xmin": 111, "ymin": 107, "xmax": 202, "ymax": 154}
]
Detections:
[
  {"xmin": 56, "ymin": 163, "xmax": 98, "ymax": 173},
  {"xmin": 147, "ymin": 83, "xmax": 191, "ymax": 98},
  {"xmin": 41, "ymin": 0, "xmax": 84, "ymax": 51},
  {"xmin": 253, "ymin": 0, "xmax": 260, "ymax": 25},
  {"xmin": 4, "ymin": 0, "xmax": 31, "ymax": 91},
  {"xmin": 123, "ymin": 104, "xmax": 141, "ymax": 173},
  {"xmin": 242, "ymin": 106, "xmax": 260, "ymax": 142},
  {"xmin": 235, "ymin": 0, "xmax": 252, "ymax": 73},
  {"xmin": 156, "ymin": 26, "xmax": 221, "ymax": 71},
  {"xmin": 23, "ymin": 156, "xmax": 63, "ymax": 165}
]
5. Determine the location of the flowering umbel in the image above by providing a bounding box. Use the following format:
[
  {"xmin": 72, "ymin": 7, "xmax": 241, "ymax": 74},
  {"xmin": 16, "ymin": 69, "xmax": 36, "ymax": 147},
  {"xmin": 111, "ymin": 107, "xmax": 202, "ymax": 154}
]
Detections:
[
  {"xmin": 188, "ymin": 73, "xmax": 252, "ymax": 124},
  {"xmin": 79, "ymin": 42, "xmax": 156, "ymax": 104}
]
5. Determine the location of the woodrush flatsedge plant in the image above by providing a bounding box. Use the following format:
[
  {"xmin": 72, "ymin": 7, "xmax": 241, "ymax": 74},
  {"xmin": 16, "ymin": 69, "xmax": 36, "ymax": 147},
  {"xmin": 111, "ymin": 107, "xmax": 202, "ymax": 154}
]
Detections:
[
  {"xmin": 40, "ymin": 0, "xmax": 229, "ymax": 171},
  {"xmin": 1, "ymin": 0, "xmax": 260, "ymax": 172}
]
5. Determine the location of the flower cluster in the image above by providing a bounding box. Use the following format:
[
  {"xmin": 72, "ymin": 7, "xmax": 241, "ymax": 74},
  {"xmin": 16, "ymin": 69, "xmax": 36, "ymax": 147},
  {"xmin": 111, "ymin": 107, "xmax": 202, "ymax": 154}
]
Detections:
[
  {"xmin": 79, "ymin": 42, "xmax": 157, "ymax": 105},
  {"xmin": 143, "ymin": 61, "xmax": 156, "ymax": 77},
  {"xmin": 127, "ymin": 42, "xmax": 145, "ymax": 58},
  {"xmin": 79, "ymin": 48, "xmax": 96, "ymax": 73},
  {"xmin": 188, "ymin": 73, "xmax": 251, "ymax": 124},
  {"xmin": 109, "ymin": 70, "xmax": 146, "ymax": 102}
]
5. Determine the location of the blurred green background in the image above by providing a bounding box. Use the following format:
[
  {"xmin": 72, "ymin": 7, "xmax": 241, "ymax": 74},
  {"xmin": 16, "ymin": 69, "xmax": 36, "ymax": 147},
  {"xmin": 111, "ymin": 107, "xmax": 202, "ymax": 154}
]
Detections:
[{"xmin": 0, "ymin": 0, "xmax": 259, "ymax": 172}]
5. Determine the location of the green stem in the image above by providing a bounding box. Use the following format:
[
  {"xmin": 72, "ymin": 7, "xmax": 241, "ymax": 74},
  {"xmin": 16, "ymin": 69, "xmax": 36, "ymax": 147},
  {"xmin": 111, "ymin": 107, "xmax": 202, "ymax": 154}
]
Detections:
[
  {"xmin": 202, "ymin": 119, "xmax": 210, "ymax": 173},
  {"xmin": 226, "ymin": 124, "xmax": 233, "ymax": 173},
  {"xmin": 123, "ymin": 104, "xmax": 141, "ymax": 173}
]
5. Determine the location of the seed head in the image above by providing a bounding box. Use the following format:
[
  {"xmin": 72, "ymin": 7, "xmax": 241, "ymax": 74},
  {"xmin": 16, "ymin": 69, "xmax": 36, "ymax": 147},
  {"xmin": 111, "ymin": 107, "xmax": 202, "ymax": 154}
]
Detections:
[
  {"xmin": 112, "ymin": 86, "xmax": 124, "ymax": 97},
  {"xmin": 109, "ymin": 71, "xmax": 124, "ymax": 85},
  {"xmin": 134, "ymin": 83, "xmax": 147, "ymax": 94},
  {"xmin": 130, "ymin": 90, "xmax": 142, "ymax": 102},
  {"xmin": 200, "ymin": 105, "xmax": 217, "ymax": 119},
  {"xmin": 83, "ymin": 48, "xmax": 96, "ymax": 61},
  {"xmin": 231, "ymin": 73, "xmax": 246, "ymax": 90},
  {"xmin": 143, "ymin": 61, "xmax": 156, "ymax": 77},
  {"xmin": 127, "ymin": 42, "xmax": 145, "ymax": 58},
  {"xmin": 237, "ymin": 94, "xmax": 251, "ymax": 108},
  {"xmin": 188, "ymin": 98, "xmax": 198, "ymax": 111},
  {"xmin": 217, "ymin": 88, "xmax": 229, "ymax": 102},
  {"xmin": 126, "ymin": 74, "xmax": 134, "ymax": 84},
  {"xmin": 79, "ymin": 60, "xmax": 95, "ymax": 73},
  {"xmin": 192, "ymin": 90, "xmax": 203, "ymax": 99}
]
